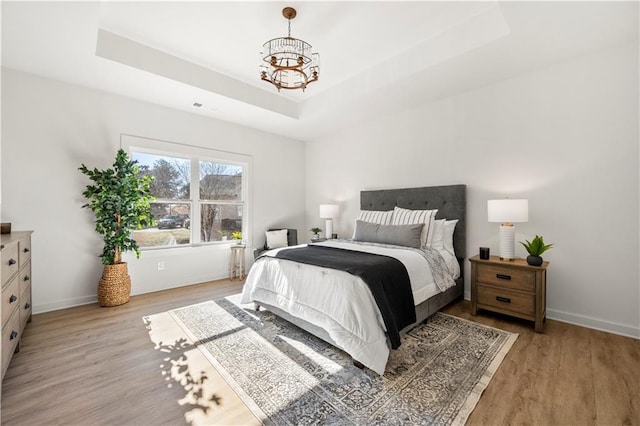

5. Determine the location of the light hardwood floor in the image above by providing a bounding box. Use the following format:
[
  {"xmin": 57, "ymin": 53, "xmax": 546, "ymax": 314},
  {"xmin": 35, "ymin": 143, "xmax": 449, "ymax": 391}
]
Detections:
[{"xmin": 2, "ymin": 279, "xmax": 638, "ymax": 425}]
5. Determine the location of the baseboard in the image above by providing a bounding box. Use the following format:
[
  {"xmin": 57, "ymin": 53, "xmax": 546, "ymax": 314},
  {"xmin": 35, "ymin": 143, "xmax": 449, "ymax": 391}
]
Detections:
[
  {"xmin": 546, "ymin": 308, "xmax": 640, "ymax": 339},
  {"xmin": 130, "ymin": 273, "xmax": 230, "ymax": 296},
  {"xmin": 34, "ymin": 295, "xmax": 98, "ymax": 314},
  {"xmin": 33, "ymin": 273, "xmax": 231, "ymax": 314}
]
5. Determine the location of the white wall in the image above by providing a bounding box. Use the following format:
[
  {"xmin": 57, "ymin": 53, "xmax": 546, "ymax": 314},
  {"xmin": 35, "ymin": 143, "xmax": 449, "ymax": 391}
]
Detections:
[
  {"xmin": 305, "ymin": 42, "xmax": 639, "ymax": 338},
  {"xmin": 1, "ymin": 68, "xmax": 306, "ymax": 313}
]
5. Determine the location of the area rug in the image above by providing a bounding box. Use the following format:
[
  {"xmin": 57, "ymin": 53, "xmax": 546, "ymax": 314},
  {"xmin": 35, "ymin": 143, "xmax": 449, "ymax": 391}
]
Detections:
[{"xmin": 145, "ymin": 295, "xmax": 517, "ymax": 425}]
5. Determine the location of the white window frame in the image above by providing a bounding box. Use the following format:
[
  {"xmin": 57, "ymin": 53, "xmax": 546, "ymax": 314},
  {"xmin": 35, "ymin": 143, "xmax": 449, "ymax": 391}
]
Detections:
[{"xmin": 121, "ymin": 134, "xmax": 251, "ymax": 250}]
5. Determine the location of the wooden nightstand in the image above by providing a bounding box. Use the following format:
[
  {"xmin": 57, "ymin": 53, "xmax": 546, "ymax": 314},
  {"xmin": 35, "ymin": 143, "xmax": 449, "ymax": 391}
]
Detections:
[{"xmin": 470, "ymin": 255, "xmax": 549, "ymax": 333}]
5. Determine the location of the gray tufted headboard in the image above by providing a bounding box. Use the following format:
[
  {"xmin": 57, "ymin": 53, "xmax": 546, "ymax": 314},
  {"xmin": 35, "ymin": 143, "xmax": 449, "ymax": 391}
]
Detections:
[{"xmin": 360, "ymin": 185, "xmax": 466, "ymax": 259}]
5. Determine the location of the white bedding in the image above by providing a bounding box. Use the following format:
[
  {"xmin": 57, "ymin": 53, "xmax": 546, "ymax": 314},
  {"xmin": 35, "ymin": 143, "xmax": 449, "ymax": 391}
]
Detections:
[{"xmin": 240, "ymin": 240, "xmax": 456, "ymax": 375}]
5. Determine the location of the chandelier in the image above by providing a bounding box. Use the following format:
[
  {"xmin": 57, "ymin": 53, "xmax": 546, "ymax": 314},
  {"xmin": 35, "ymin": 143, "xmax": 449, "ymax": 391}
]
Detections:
[{"xmin": 260, "ymin": 7, "xmax": 319, "ymax": 92}]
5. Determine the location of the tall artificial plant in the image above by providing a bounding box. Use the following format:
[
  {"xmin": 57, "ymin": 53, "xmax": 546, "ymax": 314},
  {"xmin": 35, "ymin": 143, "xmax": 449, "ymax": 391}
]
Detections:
[{"xmin": 79, "ymin": 149, "xmax": 155, "ymax": 265}]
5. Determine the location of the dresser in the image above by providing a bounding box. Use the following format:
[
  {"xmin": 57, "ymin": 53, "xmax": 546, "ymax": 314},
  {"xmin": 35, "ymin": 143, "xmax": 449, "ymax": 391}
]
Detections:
[
  {"xmin": 470, "ymin": 254, "xmax": 548, "ymax": 333},
  {"xmin": 1, "ymin": 231, "xmax": 33, "ymax": 379}
]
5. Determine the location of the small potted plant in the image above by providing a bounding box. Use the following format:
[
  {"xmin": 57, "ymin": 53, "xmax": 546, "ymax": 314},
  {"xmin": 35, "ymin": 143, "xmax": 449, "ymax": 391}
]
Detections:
[
  {"xmin": 231, "ymin": 231, "xmax": 244, "ymax": 246},
  {"xmin": 310, "ymin": 227, "xmax": 322, "ymax": 241},
  {"xmin": 520, "ymin": 235, "xmax": 553, "ymax": 266}
]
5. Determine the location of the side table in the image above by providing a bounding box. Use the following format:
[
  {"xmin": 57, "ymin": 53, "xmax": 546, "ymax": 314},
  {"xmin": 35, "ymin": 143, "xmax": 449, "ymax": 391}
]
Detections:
[
  {"xmin": 229, "ymin": 245, "xmax": 246, "ymax": 280},
  {"xmin": 470, "ymin": 254, "xmax": 549, "ymax": 332}
]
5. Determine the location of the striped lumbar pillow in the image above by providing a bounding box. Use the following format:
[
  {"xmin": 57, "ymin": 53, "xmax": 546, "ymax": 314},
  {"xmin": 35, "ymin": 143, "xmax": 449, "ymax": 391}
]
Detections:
[
  {"xmin": 357, "ymin": 210, "xmax": 394, "ymax": 225},
  {"xmin": 391, "ymin": 206, "xmax": 438, "ymax": 248}
]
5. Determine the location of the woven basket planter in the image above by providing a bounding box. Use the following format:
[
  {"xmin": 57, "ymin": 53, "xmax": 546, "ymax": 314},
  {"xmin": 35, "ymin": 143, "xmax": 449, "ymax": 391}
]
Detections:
[{"xmin": 98, "ymin": 262, "xmax": 131, "ymax": 307}]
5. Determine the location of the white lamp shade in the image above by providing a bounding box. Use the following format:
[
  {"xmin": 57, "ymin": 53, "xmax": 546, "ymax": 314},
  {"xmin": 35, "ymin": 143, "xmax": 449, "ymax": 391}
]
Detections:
[
  {"xmin": 319, "ymin": 204, "xmax": 339, "ymax": 219},
  {"xmin": 488, "ymin": 199, "xmax": 528, "ymax": 223}
]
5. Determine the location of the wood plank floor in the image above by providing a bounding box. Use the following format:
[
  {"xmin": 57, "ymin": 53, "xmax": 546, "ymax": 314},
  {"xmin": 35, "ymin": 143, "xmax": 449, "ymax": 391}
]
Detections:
[{"xmin": 2, "ymin": 279, "xmax": 638, "ymax": 425}]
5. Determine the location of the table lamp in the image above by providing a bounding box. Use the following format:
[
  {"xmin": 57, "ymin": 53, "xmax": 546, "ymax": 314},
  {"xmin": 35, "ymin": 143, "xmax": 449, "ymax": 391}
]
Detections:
[
  {"xmin": 319, "ymin": 204, "xmax": 339, "ymax": 239},
  {"xmin": 488, "ymin": 199, "xmax": 528, "ymax": 260}
]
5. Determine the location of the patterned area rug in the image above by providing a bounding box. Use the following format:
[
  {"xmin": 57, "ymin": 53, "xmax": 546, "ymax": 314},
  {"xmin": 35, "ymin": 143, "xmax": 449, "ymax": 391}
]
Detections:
[{"xmin": 150, "ymin": 295, "xmax": 517, "ymax": 425}]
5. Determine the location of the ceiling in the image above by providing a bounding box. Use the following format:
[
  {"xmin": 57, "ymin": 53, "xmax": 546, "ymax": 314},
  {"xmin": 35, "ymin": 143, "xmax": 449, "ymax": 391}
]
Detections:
[{"xmin": 2, "ymin": 1, "xmax": 638, "ymax": 142}]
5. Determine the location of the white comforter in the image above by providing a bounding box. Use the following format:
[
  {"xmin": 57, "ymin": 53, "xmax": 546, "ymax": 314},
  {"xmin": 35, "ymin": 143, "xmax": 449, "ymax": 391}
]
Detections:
[{"xmin": 240, "ymin": 240, "xmax": 454, "ymax": 375}]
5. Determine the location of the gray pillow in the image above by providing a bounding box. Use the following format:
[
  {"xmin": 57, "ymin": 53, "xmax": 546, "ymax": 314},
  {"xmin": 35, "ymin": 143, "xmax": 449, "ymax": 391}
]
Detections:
[{"xmin": 353, "ymin": 220, "xmax": 424, "ymax": 248}]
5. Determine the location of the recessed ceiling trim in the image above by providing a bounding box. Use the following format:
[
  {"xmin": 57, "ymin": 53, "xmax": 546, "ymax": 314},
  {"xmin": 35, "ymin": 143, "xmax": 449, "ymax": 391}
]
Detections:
[
  {"xmin": 298, "ymin": 4, "xmax": 510, "ymax": 120},
  {"xmin": 95, "ymin": 29, "xmax": 299, "ymax": 119}
]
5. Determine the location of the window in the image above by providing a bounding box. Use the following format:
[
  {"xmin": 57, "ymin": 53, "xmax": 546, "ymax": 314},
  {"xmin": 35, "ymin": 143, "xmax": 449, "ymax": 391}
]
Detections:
[
  {"xmin": 123, "ymin": 135, "xmax": 249, "ymax": 250},
  {"xmin": 199, "ymin": 161, "xmax": 244, "ymax": 243}
]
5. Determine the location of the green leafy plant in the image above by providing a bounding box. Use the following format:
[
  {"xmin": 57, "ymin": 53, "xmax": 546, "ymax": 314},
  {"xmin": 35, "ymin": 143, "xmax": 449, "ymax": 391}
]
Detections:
[
  {"xmin": 310, "ymin": 227, "xmax": 322, "ymax": 236},
  {"xmin": 520, "ymin": 235, "xmax": 553, "ymax": 257},
  {"xmin": 231, "ymin": 231, "xmax": 242, "ymax": 240},
  {"xmin": 79, "ymin": 149, "xmax": 155, "ymax": 265}
]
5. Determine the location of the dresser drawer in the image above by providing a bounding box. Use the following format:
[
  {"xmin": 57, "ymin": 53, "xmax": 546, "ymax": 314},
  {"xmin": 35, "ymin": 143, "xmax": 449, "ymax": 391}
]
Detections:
[
  {"xmin": 2, "ymin": 309, "xmax": 20, "ymax": 377},
  {"xmin": 477, "ymin": 263, "xmax": 535, "ymax": 292},
  {"xmin": 1, "ymin": 275, "xmax": 20, "ymax": 326},
  {"xmin": 1, "ymin": 242, "xmax": 19, "ymax": 288},
  {"xmin": 19, "ymin": 261, "xmax": 31, "ymax": 295},
  {"xmin": 477, "ymin": 284, "xmax": 535, "ymax": 318},
  {"xmin": 19, "ymin": 237, "xmax": 31, "ymax": 267},
  {"xmin": 20, "ymin": 284, "xmax": 32, "ymax": 330}
]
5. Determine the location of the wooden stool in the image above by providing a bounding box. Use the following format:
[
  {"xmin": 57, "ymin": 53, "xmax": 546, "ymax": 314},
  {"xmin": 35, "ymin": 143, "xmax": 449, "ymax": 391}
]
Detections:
[{"xmin": 229, "ymin": 245, "xmax": 246, "ymax": 280}]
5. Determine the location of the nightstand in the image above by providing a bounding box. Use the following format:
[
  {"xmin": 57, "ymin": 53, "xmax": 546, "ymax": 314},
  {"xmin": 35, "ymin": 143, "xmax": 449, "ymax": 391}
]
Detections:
[{"xmin": 470, "ymin": 255, "xmax": 549, "ymax": 333}]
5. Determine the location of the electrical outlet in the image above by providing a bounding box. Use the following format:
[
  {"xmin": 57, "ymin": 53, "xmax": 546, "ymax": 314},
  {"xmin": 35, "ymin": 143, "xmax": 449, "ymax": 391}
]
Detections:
[{"xmin": 157, "ymin": 261, "xmax": 165, "ymax": 271}]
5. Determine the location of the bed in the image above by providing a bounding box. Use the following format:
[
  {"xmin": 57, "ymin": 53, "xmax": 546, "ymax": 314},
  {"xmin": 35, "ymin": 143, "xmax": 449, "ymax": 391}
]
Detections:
[{"xmin": 240, "ymin": 185, "xmax": 466, "ymax": 374}]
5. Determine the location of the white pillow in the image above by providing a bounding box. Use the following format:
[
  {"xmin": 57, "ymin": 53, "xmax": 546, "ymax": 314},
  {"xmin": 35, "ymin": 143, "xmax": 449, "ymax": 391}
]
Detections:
[
  {"xmin": 265, "ymin": 229, "xmax": 288, "ymax": 249},
  {"xmin": 357, "ymin": 210, "xmax": 393, "ymax": 225},
  {"xmin": 391, "ymin": 206, "xmax": 438, "ymax": 248},
  {"xmin": 443, "ymin": 219, "xmax": 458, "ymax": 256},
  {"xmin": 428, "ymin": 219, "xmax": 446, "ymax": 249}
]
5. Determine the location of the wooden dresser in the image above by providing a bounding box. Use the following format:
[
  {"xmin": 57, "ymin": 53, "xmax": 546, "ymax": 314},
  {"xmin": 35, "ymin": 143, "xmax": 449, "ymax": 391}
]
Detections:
[
  {"xmin": 1, "ymin": 231, "xmax": 33, "ymax": 379},
  {"xmin": 470, "ymin": 254, "xmax": 548, "ymax": 333}
]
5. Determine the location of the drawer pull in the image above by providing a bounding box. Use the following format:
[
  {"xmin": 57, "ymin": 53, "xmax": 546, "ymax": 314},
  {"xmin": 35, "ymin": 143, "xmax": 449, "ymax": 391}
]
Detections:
[
  {"xmin": 24, "ymin": 302, "xmax": 31, "ymax": 309},
  {"xmin": 496, "ymin": 273, "xmax": 511, "ymax": 280},
  {"xmin": 10, "ymin": 331, "xmax": 18, "ymax": 341},
  {"xmin": 24, "ymin": 275, "xmax": 30, "ymax": 281},
  {"xmin": 8, "ymin": 258, "xmax": 17, "ymax": 266},
  {"xmin": 23, "ymin": 247, "xmax": 30, "ymax": 253},
  {"xmin": 496, "ymin": 296, "xmax": 512, "ymax": 303},
  {"xmin": 9, "ymin": 294, "xmax": 17, "ymax": 303}
]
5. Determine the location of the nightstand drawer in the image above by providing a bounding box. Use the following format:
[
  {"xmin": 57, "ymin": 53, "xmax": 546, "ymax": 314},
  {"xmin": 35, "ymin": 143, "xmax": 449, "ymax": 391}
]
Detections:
[
  {"xmin": 477, "ymin": 284, "xmax": 535, "ymax": 317},
  {"xmin": 477, "ymin": 264, "xmax": 535, "ymax": 292}
]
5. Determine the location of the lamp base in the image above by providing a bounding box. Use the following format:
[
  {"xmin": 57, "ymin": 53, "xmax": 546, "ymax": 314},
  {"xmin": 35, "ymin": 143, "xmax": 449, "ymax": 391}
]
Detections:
[
  {"xmin": 498, "ymin": 224, "xmax": 516, "ymax": 260},
  {"xmin": 325, "ymin": 219, "xmax": 333, "ymax": 240}
]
